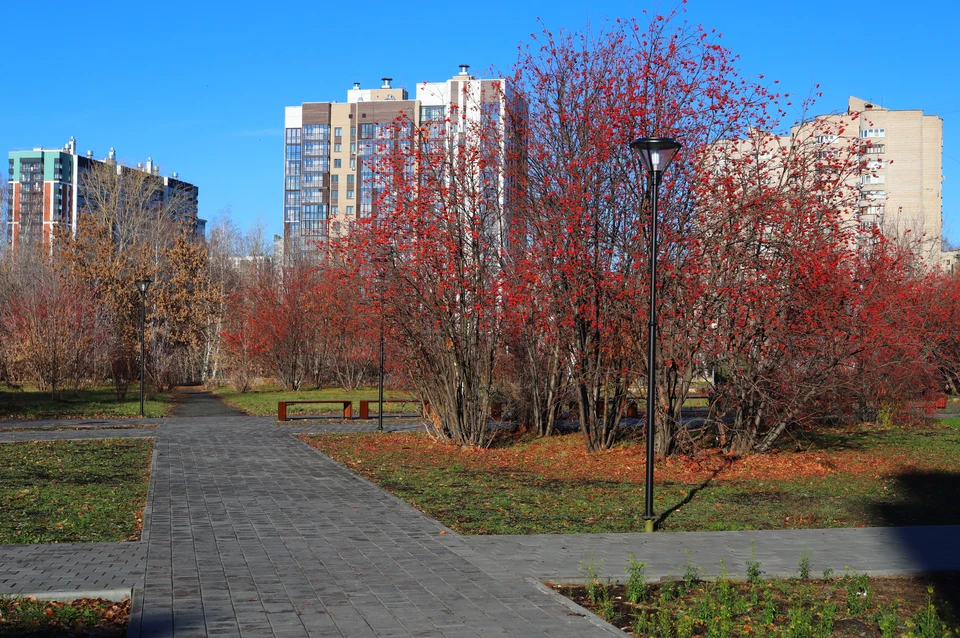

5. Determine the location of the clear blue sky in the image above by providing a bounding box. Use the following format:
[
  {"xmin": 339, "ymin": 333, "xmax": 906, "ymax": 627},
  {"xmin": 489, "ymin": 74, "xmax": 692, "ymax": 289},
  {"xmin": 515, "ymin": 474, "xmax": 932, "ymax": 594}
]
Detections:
[{"xmin": 4, "ymin": 0, "xmax": 959, "ymax": 244}]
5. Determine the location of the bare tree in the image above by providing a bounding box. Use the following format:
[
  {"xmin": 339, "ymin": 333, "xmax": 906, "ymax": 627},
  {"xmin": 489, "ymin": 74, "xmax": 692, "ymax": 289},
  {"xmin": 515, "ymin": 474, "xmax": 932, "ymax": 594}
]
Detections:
[{"xmin": 0, "ymin": 254, "xmax": 110, "ymax": 395}]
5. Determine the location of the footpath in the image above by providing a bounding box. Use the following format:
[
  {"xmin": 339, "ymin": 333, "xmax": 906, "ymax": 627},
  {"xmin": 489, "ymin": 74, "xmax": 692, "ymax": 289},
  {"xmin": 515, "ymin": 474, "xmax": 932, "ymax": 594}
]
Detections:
[{"xmin": 0, "ymin": 392, "xmax": 958, "ymax": 637}]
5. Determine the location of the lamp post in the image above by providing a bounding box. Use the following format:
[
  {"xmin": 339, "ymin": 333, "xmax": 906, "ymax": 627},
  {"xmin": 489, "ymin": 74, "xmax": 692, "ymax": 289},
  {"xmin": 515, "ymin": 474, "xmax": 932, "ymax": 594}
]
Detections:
[
  {"xmin": 629, "ymin": 137, "xmax": 681, "ymax": 533},
  {"xmin": 134, "ymin": 278, "xmax": 153, "ymax": 417},
  {"xmin": 378, "ymin": 321, "xmax": 384, "ymax": 432}
]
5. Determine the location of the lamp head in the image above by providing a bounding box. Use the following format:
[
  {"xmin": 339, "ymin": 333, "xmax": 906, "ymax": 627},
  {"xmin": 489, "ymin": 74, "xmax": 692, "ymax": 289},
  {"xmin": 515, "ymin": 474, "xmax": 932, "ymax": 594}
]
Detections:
[
  {"xmin": 135, "ymin": 278, "xmax": 153, "ymax": 294},
  {"xmin": 629, "ymin": 137, "xmax": 682, "ymax": 173}
]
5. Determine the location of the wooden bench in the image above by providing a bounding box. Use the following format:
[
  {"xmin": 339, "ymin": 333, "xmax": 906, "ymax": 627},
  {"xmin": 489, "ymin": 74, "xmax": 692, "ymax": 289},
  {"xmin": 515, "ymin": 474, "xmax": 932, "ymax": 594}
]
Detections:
[
  {"xmin": 358, "ymin": 399, "xmax": 426, "ymax": 419},
  {"xmin": 278, "ymin": 400, "xmax": 352, "ymax": 421}
]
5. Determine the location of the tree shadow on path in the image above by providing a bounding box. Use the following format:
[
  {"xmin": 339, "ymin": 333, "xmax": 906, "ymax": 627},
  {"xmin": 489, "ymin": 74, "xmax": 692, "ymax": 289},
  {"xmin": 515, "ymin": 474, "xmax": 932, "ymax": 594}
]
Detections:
[{"xmin": 871, "ymin": 470, "xmax": 960, "ymax": 625}]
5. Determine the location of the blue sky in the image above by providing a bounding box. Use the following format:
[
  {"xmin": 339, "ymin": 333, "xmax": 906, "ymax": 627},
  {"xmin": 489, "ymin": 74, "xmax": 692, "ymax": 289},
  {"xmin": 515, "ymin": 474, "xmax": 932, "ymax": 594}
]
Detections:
[{"xmin": 4, "ymin": 0, "xmax": 959, "ymax": 243}]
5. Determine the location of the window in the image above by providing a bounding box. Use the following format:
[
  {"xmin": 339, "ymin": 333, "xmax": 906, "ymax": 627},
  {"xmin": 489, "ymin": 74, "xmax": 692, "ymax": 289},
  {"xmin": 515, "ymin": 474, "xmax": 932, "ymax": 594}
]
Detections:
[
  {"xmin": 346, "ymin": 174, "xmax": 354, "ymax": 185},
  {"xmin": 861, "ymin": 174, "xmax": 885, "ymax": 185},
  {"xmin": 345, "ymin": 206, "xmax": 354, "ymax": 217},
  {"xmin": 285, "ymin": 145, "xmax": 301, "ymax": 161},
  {"xmin": 334, "ymin": 127, "xmax": 342, "ymax": 137},
  {"xmin": 860, "ymin": 128, "xmax": 885, "ymax": 138},
  {"xmin": 865, "ymin": 190, "xmax": 886, "ymax": 200},
  {"xmin": 331, "ymin": 174, "xmax": 339, "ymax": 184},
  {"xmin": 816, "ymin": 134, "xmax": 838, "ymax": 144},
  {"xmin": 350, "ymin": 158, "xmax": 356, "ymax": 170},
  {"xmin": 302, "ymin": 157, "xmax": 329, "ymax": 172},
  {"xmin": 302, "ymin": 189, "xmax": 324, "ymax": 203},
  {"xmin": 334, "ymin": 143, "xmax": 342, "ymax": 153},
  {"xmin": 346, "ymin": 189, "xmax": 354, "ymax": 199},
  {"xmin": 864, "ymin": 144, "xmax": 885, "ymax": 154},
  {"xmin": 350, "ymin": 126, "xmax": 356, "ymax": 137},
  {"xmin": 421, "ymin": 105, "xmax": 445, "ymax": 121},
  {"xmin": 360, "ymin": 123, "xmax": 374, "ymax": 138},
  {"xmin": 303, "ymin": 124, "xmax": 329, "ymax": 141},
  {"xmin": 333, "ymin": 159, "xmax": 342, "ymax": 168},
  {"xmin": 302, "ymin": 173, "xmax": 324, "ymax": 187},
  {"xmin": 303, "ymin": 142, "xmax": 329, "ymax": 157},
  {"xmin": 331, "ymin": 190, "xmax": 338, "ymax": 200},
  {"xmin": 285, "ymin": 128, "xmax": 302, "ymax": 144},
  {"xmin": 284, "ymin": 176, "xmax": 300, "ymax": 190}
]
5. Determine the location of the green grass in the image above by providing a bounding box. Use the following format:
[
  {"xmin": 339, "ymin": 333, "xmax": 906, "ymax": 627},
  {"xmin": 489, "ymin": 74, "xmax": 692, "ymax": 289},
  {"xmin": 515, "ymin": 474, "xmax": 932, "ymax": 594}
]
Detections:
[
  {"xmin": 0, "ymin": 439, "xmax": 153, "ymax": 543},
  {"xmin": 302, "ymin": 417, "xmax": 960, "ymax": 534},
  {"xmin": 0, "ymin": 596, "xmax": 129, "ymax": 637},
  {"xmin": 215, "ymin": 385, "xmax": 419, "ymax": 417},
  {"xmin": 0, "ymin": 385, "xmax": 171, "ymax": 420}
]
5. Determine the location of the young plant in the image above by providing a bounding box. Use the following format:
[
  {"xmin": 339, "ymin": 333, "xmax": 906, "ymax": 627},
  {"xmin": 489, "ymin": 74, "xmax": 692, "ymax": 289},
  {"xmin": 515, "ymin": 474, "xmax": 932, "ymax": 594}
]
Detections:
[
  {"xmin": 625, "ymin": 554, "xmax": 649, "ymax": 603},
  {"xmin": 797, "ymin": 548, "xmax": 811, "ymax": 580},
  {"xmin": 786, "ymin": 602, "xmax": 814, "ymax": 638},
  {"xmin": 909, "ymin": 586, "xmax": 952, "ymax": 638},
  {"xmin": 746, "ymin": 540, "xmax": 764, "ymax": 584},
  {"xmin": 814, "ymin": 602, "xmax": 836, "ymax": 638},
  {"xmin": 846, "ymin": 573, "xmax": 873, "ymax": 616},
  {"xmin": 579, "ymin": 553, "xmax": 604, "ymax": 605},
  {"xmin": 761, "ymin": 590, "xmax": 777, "ymax": 626},
  {"xmin": 874, "ymin": 604, "xmax": 902, "ymax": 638},
  {"xmin": 683, "ymin": 552, "xmax": 704, "ymax": 588}
]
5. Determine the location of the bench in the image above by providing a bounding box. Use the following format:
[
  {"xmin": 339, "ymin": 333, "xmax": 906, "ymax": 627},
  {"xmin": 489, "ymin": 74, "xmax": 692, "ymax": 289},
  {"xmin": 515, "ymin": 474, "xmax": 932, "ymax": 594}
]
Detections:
[
  {"xmin": 277, "ymin": 400, "xmax": 353, "ymax": 421},
  {"xmin": 358, "ymin": 399, "xmax": 426, "ymax": 419}
]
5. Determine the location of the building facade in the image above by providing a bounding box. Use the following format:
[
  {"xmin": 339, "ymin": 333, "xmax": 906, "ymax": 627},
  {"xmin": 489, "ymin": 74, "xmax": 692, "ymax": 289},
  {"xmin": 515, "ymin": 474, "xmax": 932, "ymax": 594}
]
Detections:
[
  {"xmin": 6, "ymin": 137, "xmax": 203, "ymax": 252},
  {"xmin": 283, "ymin": 65, "xmax": 510, "ymax": 253},
  {"xmin": 812, "ymin": 97, "xmax": 944, "ymax": 262}
]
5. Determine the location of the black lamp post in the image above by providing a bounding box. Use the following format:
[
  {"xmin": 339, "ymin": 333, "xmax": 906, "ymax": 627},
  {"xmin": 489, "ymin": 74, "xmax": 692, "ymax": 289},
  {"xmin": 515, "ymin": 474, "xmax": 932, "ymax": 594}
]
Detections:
[
  {"xmin": 135, "ymin": 278, "xmax": 153, "ymax": 417},
  {"xmin": 378, "ymin": 321, "xmax": 385, "ymax": 432},
  {"xmin": 629, "ymin": 137, "xmax": 681, "ymax": 533}
]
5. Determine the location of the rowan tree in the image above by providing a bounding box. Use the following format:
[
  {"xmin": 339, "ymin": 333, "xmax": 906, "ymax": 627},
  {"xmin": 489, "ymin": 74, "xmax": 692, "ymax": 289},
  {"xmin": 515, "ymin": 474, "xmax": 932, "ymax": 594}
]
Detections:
[
  {"xmin": 508, "ymin": 13, "xmax": 792, "ymax": 452},
  {"xmin": 348, "ymin": 83, "xmax": 510, "ymax": 447}
]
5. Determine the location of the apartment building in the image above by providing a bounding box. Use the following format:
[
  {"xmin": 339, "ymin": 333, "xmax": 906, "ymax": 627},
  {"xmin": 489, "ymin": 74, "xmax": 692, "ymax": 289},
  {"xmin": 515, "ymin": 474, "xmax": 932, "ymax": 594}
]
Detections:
[
  {"xmin": 6, "ymin": 137, "xmax": 203, "ymax": 251},
  {"xmin": 713, "ymin": 97, "xmax": 945, "ymax": 265},
  {"xmin": 283, "ymin": 65, "xmax": 510, "ymax": 253},
  {"xmin": 810, "ymin": 97, "xmax": 944, "ymax": 262}
]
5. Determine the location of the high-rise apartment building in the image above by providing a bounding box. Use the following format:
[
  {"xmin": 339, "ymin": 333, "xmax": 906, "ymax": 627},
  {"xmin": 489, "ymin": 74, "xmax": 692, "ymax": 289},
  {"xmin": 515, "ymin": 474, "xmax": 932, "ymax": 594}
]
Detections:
[
  {"xmin": 809, "ymin": 97, "xmax": 944, "ymax": 262},
  {"xmin": 283, "ymin": 65, "xmax": 509, "ymax": 253},
  {"xmin": 6, "ymin": 137, "xmax": 203, "ymax": 251},
  {"xmin": 716, "ymin": 96, "xmax": 946, "ymax": 265}
]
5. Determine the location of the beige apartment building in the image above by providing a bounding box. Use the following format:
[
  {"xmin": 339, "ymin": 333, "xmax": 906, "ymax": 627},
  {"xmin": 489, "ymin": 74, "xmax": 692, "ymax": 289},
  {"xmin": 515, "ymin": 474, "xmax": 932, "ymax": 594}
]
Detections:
[
  {"xmin": 714, "ymin": 96, "xmax": 946, "ymax": 266},
  {"xmin": 283, "ymin": 65, "xmax": 510, "ymax": 254},
  {"xmin": 811, "ymin": 97, "xmax": 944, "ymax": 264}
]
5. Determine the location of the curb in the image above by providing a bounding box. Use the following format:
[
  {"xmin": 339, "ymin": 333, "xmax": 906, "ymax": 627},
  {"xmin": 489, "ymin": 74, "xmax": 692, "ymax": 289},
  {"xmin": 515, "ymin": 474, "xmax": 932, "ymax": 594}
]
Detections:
[
  {"xmin": 524, "ymin": 576, "xmax": 628, "ymax": 635},
  {"xmin": 1, "ymin": 588, "xmax": 132, "ymax": 602}
]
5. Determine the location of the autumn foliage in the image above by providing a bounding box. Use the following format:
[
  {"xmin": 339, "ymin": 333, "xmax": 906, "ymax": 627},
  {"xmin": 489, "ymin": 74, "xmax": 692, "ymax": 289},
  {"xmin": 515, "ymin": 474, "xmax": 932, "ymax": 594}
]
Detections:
[{"xmin": 325, "ymin": 10, "xmax": 960, "ymax": 454}]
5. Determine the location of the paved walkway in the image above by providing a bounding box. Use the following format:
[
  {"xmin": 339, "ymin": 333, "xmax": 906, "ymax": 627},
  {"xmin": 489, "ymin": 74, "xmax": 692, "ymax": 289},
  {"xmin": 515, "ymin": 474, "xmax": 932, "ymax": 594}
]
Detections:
[
  {"xmin": 0, "ymin": 416, "xmax": 958, "ymax": 637},
  {"xmin": 168, "ymin": 386, "xmax": 248, "ymax": 418}
]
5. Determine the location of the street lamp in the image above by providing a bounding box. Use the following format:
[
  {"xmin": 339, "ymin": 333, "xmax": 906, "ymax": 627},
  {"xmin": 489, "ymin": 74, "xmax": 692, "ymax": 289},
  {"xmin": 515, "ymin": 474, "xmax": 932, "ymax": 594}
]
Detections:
[
  {"xmin": 629, "ymin": 137, "xmax": 682, "ymax": 533},
  {"xmin": 134, "ymin": 278, "xmax": 153, "ymax": 417}
]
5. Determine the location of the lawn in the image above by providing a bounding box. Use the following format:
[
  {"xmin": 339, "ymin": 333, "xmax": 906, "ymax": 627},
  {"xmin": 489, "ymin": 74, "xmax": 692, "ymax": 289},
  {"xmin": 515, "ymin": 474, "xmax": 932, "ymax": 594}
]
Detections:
[
  {"xmin": 301, "ymin": 417, "xmax": 960, "ymax": 534},
  {"xmin": 0, "ymin": 385, "xmax": 171, "ymax": 420},
  {"xmin": 0, "ymin": 439, "xmax": 154, "ymax": 544},
  {"xmin": 215, "ymin": 385, "xmax": 420, "ymax": 417},
  {"xmin": 560, "ymin": 565, "xmax": 958, "ymax": 636},
  {"xmin": 0, "ymin": 597, "xmax": 129, "ymax": 637}
]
